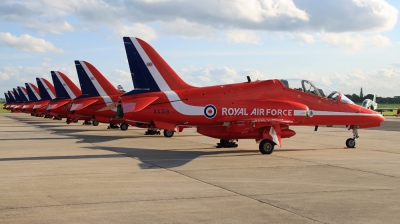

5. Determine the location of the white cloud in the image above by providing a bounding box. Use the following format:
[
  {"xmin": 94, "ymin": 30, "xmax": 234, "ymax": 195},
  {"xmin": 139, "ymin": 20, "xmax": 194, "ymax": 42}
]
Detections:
[
  {"xmin": 0, "ymin": 0, "xmax": 397, "ymax": 47},
  {"xmin": 109, "ymin": 69, "xmax": 134, "ymax": 91},
  {"xmin": 25, "ymin": 20, "xmax": 74, "ymax": 34},
  {"xmin": 319, "ymin": 32, "xmax": 393, "ymax": 51},
  {"xmin": 289, "ymin": 32, "xmax": 314, "ymax": 44},
  {"xmin": 113, "ymin": 22, "xmax": 157, "ymax": 41},
  {"xmin": 295, "ymin": 68, "xmax": 400, "ymax": 97},
  {"xmin": 225, "ymin": 29, "xmax": 262, "ymax": 44},
  {"xmin": 0, "ymin": 32, "xmax": 64, "ymax": 53},
  {"xmin": 180, "ymin": 65, "xmax": 268, "ymax": 86}
]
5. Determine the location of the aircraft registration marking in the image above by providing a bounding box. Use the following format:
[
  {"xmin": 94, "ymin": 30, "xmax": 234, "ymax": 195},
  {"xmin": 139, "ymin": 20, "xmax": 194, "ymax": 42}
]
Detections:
[{"xmin": 154, "ymin": 109, "xmax": 170, "ymax": 114}]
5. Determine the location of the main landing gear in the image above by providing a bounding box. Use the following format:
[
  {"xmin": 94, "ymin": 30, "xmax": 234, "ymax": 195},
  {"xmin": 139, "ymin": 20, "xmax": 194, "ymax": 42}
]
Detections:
[
  {"xmin": 216, "ymin": 139, "xmax": 238, "ymax": 148},
  {"xmin": 120, "ymin": 123, "xmax": 129, "ymax": 131},
  {"xmin": 259, "ymin": 140, "xmax": 275, "ymax": 154},
  {"xmin": 163, "ymin": 130, "xmax": 174, "ymax": 138},
  {"xmin": 92, "ymin": 121, "xmax": 99, "ymax": 126},
  {"xmin": 346, "ymin": 126, "xmax": 359, "ymax": 148}
]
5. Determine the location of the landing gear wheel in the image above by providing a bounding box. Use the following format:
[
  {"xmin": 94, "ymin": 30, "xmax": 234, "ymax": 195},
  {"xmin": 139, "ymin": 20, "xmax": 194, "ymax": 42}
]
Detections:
[
  {"xmin": 163, "ymin": 130, "xmax": 174, "ymax": 138},
  {"xmin": 346, "ymin": 138, "xmax": 356, "ymax": 148},
  {"xmin": 120, "ymin": 123, "xmax": 129, "ymax": 131},
  {"xmin": 259, "ymin": 139, "xmax": 275, "ymax": 155},
  {"xmin": 92, "ymin": 121, "xmax": 99, "ymax": 126}
]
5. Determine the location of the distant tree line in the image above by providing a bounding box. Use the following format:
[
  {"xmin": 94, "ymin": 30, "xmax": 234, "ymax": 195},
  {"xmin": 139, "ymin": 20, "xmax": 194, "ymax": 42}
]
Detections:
[{"xmin": 345, "ymin": 94, "xmax": 400, "ymax": 104}]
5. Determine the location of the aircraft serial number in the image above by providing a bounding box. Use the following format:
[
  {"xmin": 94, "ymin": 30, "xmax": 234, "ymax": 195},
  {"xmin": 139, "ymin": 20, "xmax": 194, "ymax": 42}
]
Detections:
[{"xmin": 154, "ymin": 109, "xmax": 169, "ymax": 114}]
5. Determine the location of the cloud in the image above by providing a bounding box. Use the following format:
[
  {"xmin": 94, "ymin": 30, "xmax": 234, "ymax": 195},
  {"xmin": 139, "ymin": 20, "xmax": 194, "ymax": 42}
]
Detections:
[
  {"xmin": 289, "ymin": 32, "xmax": 314, "ymax": 44},
  {"xmin": 0, "ymin": 0, "xmax": 397, "ymax": 46},
  {"xmin": 296, "ymin": 68, "xmax": 400, "ymax": 97},
  {"xmin": 112, "ymin": 22, "xmax": 157, "ymax": 41},
  {"xmin": 319, "ymin": 32, "xmax": 393, "ymax": 51},
  {"xmin": 0, "ymin": 32, "xmax": 64, "ymax": 53},
  {"xmin": 225, "ymin": 29, "xmax": 262, "ymax": 44},
  {"xmin": 179, "ymin": 65, "xmax": 268, "ymax": 86}
]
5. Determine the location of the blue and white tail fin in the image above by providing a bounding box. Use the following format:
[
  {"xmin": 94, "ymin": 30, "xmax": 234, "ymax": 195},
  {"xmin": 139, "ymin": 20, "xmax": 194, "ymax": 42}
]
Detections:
[
  {"xmin": 51, "ymin": 71, "xmax": 81, "ymax": 100},
  {"xmin": 17, "ymin": 86, "xmax": 29, "ymax": 102},
  {"xmin": 25, "ymin": 83, "xmax": 41, "ymax": 102},
  {"xmin": 4, "ymin": 92, "xmax": 10, "ymax": 104},
  {"xmin": 36, "ymin": 78, "xmax": 56, "ymax": 100},
  {"xmin": 8, "ymin": 91, "xmax": 16, "ymax": 102},
  {"xmin": 13, "ymin": 88, "xmax": 21, "ymax": 102},
  {"xmin": 74, "ymin": 60, "xmax": 120, "ymax": 98},
  {"xmin": 123, "ymin": 37, "xmax": 194, "ymax": 96}
]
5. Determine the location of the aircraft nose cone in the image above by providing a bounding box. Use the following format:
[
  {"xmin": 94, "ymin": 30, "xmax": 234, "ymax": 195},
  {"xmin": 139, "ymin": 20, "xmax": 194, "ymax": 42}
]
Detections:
[{"xmin": 377, "ymin": 114, "xmax": 385, "ymax": 123}]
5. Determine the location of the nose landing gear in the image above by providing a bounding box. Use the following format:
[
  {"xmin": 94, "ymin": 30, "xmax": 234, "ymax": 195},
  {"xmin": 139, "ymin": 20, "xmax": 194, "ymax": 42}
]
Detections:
[{"xmin": 346, "ymin": 125, "xmax": 358, "ymax": 148}]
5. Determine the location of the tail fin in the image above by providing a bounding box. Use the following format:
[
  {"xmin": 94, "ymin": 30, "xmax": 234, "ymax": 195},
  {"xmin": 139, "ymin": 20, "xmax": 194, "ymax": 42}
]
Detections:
[
  {"xmin": 373, "ymin": 93, "xmax": 376, "ymax": 103},
  {"xmin": 8, "ymin": 91, "xmax": 16, "ymax": 102},
  {"xmin": 51, "ymin": 71, "xmax": 81, "ymax": 99},
  {"xmin": 25, "ymin": 83, "xmax": 41, "ymax": 102},
  {"xmin": 36, "ymin": 78, "xmax": 56, "ymax": 100},
  {"xmin": 123, "ymin": 37, "xmax": 193, "ymax": 93},
  {"xmin": 17, "ymin": 86, "xmax": 29, "ymax": 102},
  {"xmin": 74, "ymin": 60, "xmax": 121, "ymax": 97},
  {"xmin": 13, "ymin": 88, "xmax": 22, "ymax": 102},
  {"xmin": 4, "ymin": 92, "xmax": 10, "ymax": 104}
]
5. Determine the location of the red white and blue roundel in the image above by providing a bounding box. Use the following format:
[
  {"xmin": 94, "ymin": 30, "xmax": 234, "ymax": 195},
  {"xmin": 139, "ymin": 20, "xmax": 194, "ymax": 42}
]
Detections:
[{"xmin": 204, "ymin": 104, "xmax": 217, "ymax": 119}]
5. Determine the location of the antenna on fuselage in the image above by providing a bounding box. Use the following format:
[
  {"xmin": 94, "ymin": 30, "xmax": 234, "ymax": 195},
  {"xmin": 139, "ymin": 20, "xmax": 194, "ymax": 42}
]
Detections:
[{"xmin": 247, "ymin": 76, "xmax": 251, "ymax": 83}]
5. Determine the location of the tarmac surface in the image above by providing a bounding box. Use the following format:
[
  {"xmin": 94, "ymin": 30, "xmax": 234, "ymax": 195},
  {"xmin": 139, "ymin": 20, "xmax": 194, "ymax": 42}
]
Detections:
[{"xmin": 0, "ymin": 113, "xmax": 399, "ymax": 223}]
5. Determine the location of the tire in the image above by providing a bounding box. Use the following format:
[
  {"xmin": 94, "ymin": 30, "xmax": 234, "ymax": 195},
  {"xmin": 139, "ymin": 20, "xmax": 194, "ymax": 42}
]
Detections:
[
  {"xmin": 163, "ymin": 130, "xmax": 174, "ymax": 138},
  {"xmin": 259, "ymin": 139, "xmax": 275, "ymax": 155},
  {"xmin": 92, "ymin": 121, "xmax": 99, "ymax": 126},
  {"xmin": 346, "ymin": 138, "xmax": 356, "ymax": 148},
  {"xmin": 220, "ymin": 139, "xmax": 230, "ymax": 147},
  {"xmin": 120, "ymin": 123, "xmax": 128, "ymax": 131}
]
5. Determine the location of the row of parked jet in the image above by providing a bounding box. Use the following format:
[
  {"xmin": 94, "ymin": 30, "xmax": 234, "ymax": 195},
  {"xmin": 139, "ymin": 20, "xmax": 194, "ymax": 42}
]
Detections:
[{"xmin": 2, "ymin": 37, "xmax": 386, "ymax": 154}]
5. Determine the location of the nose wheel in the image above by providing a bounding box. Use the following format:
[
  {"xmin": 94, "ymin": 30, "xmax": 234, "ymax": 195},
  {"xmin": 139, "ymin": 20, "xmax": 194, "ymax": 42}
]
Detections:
[{"xmin": 346, "ymin": 126, "xmax": 358, "ymax": 148}]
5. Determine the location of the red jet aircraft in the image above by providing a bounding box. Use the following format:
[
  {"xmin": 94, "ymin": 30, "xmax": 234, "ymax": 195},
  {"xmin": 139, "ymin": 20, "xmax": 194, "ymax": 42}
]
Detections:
[
  {"xmin": 46, "ymin": 71, "xmax": 85, "ymax": 122},
  {"xmin": 118, "ymin": 37, "xmax": 385, "ymax": 154},
  {"xmin": 23, "ymin": 83, "xmax": 41, "ymax": 115},
  {"xmin": 70, "ymin": 60, "xmax": 129, "ymax": 130},
  {"xmin": 33, "ymin": 77, "xmax": 56, "ymax": 117}
]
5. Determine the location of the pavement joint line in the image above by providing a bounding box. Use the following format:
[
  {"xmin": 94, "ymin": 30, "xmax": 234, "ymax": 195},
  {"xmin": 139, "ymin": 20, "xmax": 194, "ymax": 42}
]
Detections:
[
  {"xmin": 0, "ymin": 195, "xmax": 240, "ymax": 211},
  {"xmin": 274, "ymin": 155, "xmax": 399, "ymax": 179},
  {"xmin": 245, "ymin": 188, "xmax": 394, "ymax": 197}
]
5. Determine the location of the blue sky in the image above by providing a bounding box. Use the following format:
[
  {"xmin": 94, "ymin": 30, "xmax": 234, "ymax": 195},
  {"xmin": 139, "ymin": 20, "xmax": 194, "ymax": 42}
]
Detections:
[{"xmin": 0, "ymin": 0, "xmax": 399, "ymax": 97}]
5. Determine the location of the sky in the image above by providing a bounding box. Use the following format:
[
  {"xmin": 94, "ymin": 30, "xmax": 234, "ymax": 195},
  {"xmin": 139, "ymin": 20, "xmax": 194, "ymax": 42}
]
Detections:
[{"xmin": 0, "ymin": 0, "xmax": 399, "ymax": 98}]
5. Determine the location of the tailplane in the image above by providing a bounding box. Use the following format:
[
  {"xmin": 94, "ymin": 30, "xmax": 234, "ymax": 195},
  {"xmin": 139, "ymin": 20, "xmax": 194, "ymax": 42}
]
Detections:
[
  {"xmin": 123, "ymin": 37, "xmax": 194, "ymax": 94},
  {"xmin": 51, "ymin": 71, "xmax": 81, "ymax": 99}
]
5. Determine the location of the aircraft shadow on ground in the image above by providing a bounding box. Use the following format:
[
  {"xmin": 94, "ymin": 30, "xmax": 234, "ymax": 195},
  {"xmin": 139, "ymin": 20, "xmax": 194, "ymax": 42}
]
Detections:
[{"xmin": 82, "ymin": 145, "xmax": 257, "ymax": 169}]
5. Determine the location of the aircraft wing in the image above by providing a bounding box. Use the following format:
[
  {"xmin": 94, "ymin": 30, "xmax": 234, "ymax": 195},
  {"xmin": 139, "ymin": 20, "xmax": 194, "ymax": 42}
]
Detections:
[
  {"xmin": 47, "ymin": 100, "xmax": 71, "ymax": 110},
  {"xmin": 70, "ymin": 99, "xmax": 98, "ymax": 111}
]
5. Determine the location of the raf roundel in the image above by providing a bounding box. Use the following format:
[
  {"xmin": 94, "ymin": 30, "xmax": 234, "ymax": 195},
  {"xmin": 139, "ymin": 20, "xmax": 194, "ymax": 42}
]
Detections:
[{"xmin": 204, "ymin": 104, "xmax": 217, "ymax": 119}]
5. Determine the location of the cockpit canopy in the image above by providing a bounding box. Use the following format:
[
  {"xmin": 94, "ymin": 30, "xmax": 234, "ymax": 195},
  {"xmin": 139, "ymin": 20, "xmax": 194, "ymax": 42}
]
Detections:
[{"xmin": 280, "ymin": 79, "xmax": 354, "ymax": 104}]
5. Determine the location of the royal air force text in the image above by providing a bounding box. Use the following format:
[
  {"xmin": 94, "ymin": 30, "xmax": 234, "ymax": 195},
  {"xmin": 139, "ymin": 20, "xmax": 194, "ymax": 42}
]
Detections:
[{"xmin": 221, "ymin": 108, "xmax": 293, "ymax": 116}]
